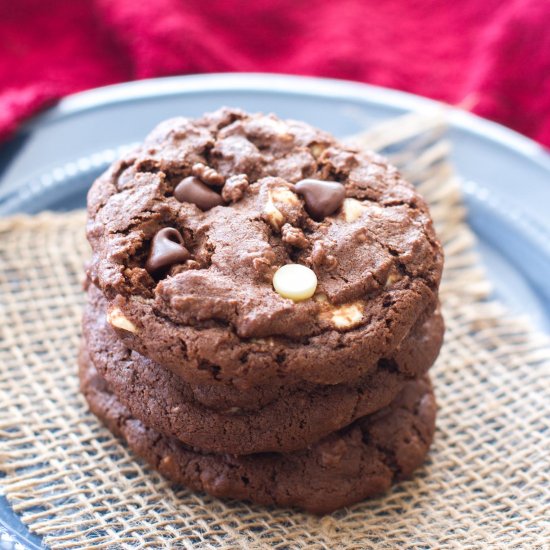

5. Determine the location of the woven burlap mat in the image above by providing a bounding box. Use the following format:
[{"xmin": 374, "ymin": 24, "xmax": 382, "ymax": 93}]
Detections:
[{"xmin": 1, "ymin": 115, "xmax": 549, "ymax": 549}]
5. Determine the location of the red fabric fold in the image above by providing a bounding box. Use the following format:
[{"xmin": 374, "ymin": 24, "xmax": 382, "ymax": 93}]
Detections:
[{"xmin": 0, "ymin": 0, "xmax": 549, "ymax": 147}]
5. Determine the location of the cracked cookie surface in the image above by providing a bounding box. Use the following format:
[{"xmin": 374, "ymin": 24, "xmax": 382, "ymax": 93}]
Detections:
[
  {"xmin": 82, "ymin": 286, "xmax": 443, "ymax": 454},
  {"xmin": 86, "ymin": 108, "xmax": 443, "ymax": 387},
  {"xmin": 80, "ymin": 355, "xmax": 436, "ymax": 514}
]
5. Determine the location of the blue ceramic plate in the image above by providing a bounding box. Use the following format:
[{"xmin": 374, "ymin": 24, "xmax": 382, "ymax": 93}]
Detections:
[{"xmin": 0, "ymin": 74, "xmax": 549, "ymax": 549}]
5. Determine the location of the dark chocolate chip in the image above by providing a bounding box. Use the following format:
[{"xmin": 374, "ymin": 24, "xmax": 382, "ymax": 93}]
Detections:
[
  {"xmin": 174, "ymin": 176, "xmax": 223, "ymax": 211},
  {"xmin": 145, "ymin": 228, "xmax": 190, "ymax": 274},
  {"xmin": 294, "ymin": 179, "xmax": 345, "ymax": 221}
]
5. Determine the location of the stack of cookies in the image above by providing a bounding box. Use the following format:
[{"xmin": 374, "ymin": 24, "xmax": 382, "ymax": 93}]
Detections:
[{"xmin": 80, "ymin": 108, "xmax": 444, "ymax": 514}]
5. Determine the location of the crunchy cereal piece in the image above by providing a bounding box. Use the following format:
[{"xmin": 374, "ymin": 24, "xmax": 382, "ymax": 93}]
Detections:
[
  {"xmin": 281, "ymin": 223, "xmax": 309, "ymax": 249},
  {"xmin": 222, "ymin": 174, "xmax": 249, "ymax": 203},
  {"xmin": 192, "ymin": 162, "xmax": 225, "ymax": 187}
]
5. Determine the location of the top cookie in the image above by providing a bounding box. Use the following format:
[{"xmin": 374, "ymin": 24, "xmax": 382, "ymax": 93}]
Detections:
[{"xmin": 86, "ymin": 108, "xmax": 443, "ymax": 387}]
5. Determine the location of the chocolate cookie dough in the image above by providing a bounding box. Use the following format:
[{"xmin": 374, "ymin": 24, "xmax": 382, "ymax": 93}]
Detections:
[
  {"xmin": 82, "ymin": 287, "xmax": 443, "ymax": 454},
  {"xmin": 80, "ymin": 356, "xmax": 437, "ymax": 515},
  {"xmin": 86, "ymin": 108, "xmax": 443, "ymax": 390}
]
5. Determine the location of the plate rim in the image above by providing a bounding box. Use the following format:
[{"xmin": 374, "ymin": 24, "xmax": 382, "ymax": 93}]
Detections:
[{"xmin": 20, "ymin": 73, "xmax": 550, "ymax": 170}]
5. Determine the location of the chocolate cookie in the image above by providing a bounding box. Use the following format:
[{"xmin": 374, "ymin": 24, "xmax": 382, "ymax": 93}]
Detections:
[
  {"xmin": 85, "ymin": 282, "xmax": 443, "ymax": 410},
  {"xmin": 82, "ymin": 287, "xmax": 443, "ymax": 454},
  {"xmin": 80, "ymin": 356, "xmax": 436, "ymax": 514},
  {"xmin": 86, "ymin": 108, "xmax": 443, "ymax": 389}
]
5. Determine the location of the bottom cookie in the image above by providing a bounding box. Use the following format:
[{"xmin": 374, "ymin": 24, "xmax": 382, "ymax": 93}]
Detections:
[{"xmin": 80, "ymin": 357, "xmax": 436, "ymax": 515}]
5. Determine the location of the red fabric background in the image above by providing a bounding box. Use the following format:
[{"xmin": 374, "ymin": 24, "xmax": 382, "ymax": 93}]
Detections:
[{"xmin": 1, "ymin": 0, "xmax": 549, "ymax": 147}]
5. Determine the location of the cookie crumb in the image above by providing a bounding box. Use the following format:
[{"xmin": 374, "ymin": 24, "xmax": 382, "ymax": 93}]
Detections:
[
  {"xmin": 320, "ymin": 439, "xmax": 349, "ymax": 466},
  {"xmin": 310, "ymin": 241, "xmax": 338, "ymax": 270}
]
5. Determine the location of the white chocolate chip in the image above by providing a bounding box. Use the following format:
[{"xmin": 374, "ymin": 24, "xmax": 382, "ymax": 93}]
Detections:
[
  {"xmin": 273, "ymin": 264, "xmax": 317, "ymax": 302},
  {"xmin": 106, "ymin": 308, "xmax": 137, "ymax": 333},
  {"xmin": 251, "ymin": 337, "xmax": 275, "ymax": 346},
  {"xmin": 310, "ymin": 143, "xmax": 326, "ymax": 159},
  {"xmin": 264, "ymin": 191, "xmax": 285, "ymax": 229},
  {"xmin": 263, "ymin": 187, "xmax": 300, "ymax": 229},
  {"xmin": 263, "ymin": 117, "xmax": 291, "ymax": 137},
  {"xmin": 270, "ymin": 186, "xmax": 300, "ymax": 206},
  {"xmin": 319, "ymin": 301, "xmax": 365, "ymax": 329},
  {"xmin": 384, "ymin": 270, "xmax": 401, "ymax": 288},
  {"xmin": 250, "ymin": 336, "xmax": 275, "ymax": 347},
  {"xmin": 342, "ymin": 198, "xmax": 366, "ymax": 222},
  {"xmin": 331, "ymin": 303, "xmax": 364, "ymax": 328}
]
